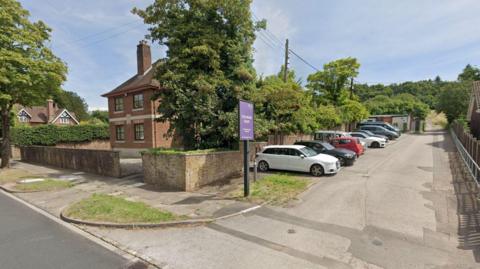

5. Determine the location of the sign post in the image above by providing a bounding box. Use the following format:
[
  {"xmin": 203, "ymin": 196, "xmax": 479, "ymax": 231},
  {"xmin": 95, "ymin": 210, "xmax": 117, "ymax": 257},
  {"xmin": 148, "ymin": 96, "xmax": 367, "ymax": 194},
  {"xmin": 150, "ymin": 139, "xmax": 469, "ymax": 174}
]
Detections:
[{"xmin": 239, "ymin": 100, "xmax": 254, "ymax": 197}]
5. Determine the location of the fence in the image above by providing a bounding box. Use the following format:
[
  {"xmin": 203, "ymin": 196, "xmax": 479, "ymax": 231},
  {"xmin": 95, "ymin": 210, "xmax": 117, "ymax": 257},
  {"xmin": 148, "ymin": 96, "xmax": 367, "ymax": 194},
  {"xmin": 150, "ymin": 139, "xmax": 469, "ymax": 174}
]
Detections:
[{"xmin": 451, "ymin": 122, "xmax": 480, "ymax": 186}]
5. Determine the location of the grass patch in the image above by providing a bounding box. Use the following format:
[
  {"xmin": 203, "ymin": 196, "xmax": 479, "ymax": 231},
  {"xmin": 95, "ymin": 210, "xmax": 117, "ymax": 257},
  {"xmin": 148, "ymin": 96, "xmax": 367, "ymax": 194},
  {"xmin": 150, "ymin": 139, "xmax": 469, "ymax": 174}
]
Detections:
[
  {"xmin": 145, "ymin": 148, "xmax": 234, "ymax": 155},
  {"xmin": 64, "ymin": 193, "xmax": 180, "ymax": 223},
  {"xmin": 14, "ymin": 179, "xmax": 73, "ymax": 192},
  {"xmin": 427, "ymin": 111, "xmax": 448, "ymax": 129},
  {"xmin": 241, "ymin": 174, "xmax": 310, "ymax": 205},
  {"xmin": 0, "ymin": 169, "xmax": 39, "ymax": 184}
]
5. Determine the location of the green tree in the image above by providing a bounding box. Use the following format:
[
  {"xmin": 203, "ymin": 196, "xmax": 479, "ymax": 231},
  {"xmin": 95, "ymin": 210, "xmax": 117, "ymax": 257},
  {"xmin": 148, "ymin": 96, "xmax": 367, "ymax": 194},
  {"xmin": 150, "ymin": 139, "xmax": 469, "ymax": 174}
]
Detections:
[
  {"xmin": 252, "ymin": 75, "xmax": 317, "ymax": 135},
  {"xmin": 0, "ymin": 0, "xmax": 67, "ymax": 168},
  {"xmin": 338, "ymin": 99, "xmax": 369, "ymax": 123},
  {"xmin": 133, "ymin": 0, "xmax": 263, "ymax": 149},
  {"xmin": 365, "ymin": 94, "xmax": 429, "ymax": 119},
  {"xmin": 307, "ymin": 57, "xmax": 360, "ymax": 106},
  {"xmin": 89, "ymin": 110, "xmax": 109, "ymax": 124},
  {"xmin": 435, "ymin": 82, "xmax": 471, "ymax": 123},
  {"xmin": 55, "ymin": 91, "xmax": 89, "ymax": 121},
  {"xmin": 458, "ymin": 64, "xmax": 480, "ymax": 82},
  {"xmin": 315, "ymin": 104, "xmax": 341, "ymax": 129}
]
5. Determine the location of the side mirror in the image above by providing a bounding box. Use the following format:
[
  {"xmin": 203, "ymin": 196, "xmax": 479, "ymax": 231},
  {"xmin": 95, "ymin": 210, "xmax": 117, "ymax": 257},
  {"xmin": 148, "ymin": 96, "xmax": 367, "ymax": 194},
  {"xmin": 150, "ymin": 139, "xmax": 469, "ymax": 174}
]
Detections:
[{"xmin": 300, "ymin": 154, "xmax": 306, "ymax": 159}]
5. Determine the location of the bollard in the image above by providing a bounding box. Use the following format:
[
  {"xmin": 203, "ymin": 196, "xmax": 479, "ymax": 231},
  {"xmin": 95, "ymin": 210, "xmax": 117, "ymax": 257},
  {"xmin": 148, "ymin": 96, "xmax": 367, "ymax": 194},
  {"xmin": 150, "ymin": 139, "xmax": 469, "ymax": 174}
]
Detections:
[{"xmin": 253, "ymin": 161, "xmax": 257, "ymax": 182}]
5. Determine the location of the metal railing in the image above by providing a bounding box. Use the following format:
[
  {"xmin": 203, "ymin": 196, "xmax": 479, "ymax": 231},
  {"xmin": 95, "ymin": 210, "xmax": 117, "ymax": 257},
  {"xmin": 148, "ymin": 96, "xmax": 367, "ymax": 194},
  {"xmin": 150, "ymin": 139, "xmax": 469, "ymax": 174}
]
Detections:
[{"xmin": 450, "ymin": 127, "xmax": 480, "ymax": 186}]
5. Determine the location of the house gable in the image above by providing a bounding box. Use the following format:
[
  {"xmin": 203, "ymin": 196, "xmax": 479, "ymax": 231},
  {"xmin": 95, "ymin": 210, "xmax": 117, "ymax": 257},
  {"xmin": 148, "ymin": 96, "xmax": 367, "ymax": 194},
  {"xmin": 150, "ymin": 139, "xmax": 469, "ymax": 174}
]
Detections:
[{"xmin": 50, "ymin": 109, "xmax": 79, "ymax": 125}]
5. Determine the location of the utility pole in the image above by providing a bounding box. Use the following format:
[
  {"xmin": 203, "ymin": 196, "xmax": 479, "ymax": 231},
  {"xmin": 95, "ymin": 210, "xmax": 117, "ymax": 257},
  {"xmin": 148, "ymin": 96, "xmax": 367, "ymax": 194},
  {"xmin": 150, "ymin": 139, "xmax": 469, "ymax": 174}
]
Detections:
[
  {"xmin": 283, "ymin": 39, "xmax": 289, "ymax": 82},
  {"xmin": 349, "ymin": 77, "xmax": 354, "ymax": 99}
]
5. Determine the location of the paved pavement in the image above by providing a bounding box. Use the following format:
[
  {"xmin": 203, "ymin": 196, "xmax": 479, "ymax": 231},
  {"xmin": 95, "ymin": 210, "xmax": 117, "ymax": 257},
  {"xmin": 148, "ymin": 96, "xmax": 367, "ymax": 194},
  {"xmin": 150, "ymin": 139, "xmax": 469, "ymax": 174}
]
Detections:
[
  {"xmin": 0, "ymin": 191, "xmax": 130, "ymax": 269},
  {"xmin": 6, "ymin": 161, "xmax": 252, "ymax": 219},
  {"xmin": 88, "ymin": 130, "xmax": 480, "ymax": 268}
]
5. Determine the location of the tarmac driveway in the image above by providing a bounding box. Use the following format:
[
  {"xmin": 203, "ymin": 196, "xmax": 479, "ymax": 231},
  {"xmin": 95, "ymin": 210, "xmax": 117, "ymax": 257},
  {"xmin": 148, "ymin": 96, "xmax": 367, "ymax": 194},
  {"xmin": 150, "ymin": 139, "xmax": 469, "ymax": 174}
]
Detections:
[{"xmin": 88, "ymin": 131, "xmax": 480, "ymax": 269}]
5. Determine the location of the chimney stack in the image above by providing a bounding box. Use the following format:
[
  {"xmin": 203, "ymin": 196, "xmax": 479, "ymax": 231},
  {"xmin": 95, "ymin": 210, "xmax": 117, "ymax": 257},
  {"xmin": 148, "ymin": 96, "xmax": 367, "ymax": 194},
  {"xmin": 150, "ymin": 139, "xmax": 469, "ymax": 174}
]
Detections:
[
  {"xmin": 47, "ymin": 99, "xmax": 55, "ymax": 122},
  {"xmin": 137, "ymin": 40, "xmax": 152, "ymax": 75}
]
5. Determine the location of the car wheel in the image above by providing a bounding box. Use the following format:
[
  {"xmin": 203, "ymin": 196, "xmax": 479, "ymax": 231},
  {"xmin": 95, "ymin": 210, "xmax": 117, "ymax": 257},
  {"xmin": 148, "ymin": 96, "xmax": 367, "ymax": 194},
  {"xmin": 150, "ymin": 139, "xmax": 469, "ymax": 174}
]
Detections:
[
  {"xmin": 258, "ymin": 161, "xmax": 269, "ymax": 172},
  {"xmin": 310, "ymin": 164, "xmax": 324, "ymax": 177},
  {"xmin": 372, "ymin": 141, "xmax": 380, "ymax": 148},
  {"xmin": 337, "ymin": 157, "xmax": 346, "ymax": 166}
]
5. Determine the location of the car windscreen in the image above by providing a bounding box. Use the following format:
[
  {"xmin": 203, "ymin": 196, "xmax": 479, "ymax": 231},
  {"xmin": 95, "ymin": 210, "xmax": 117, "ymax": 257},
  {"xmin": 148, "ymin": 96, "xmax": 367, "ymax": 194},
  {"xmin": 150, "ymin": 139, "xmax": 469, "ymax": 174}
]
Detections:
[
  {"xmin": 299, "ymin": 147, "xmax": 318, "ymax": 157},
  {"xmin": 361, "ymin": 130, "xmax": 374, "ymax": 136},
  {"xmin": 321, "ymin": 143, "xmax": 335, "ymax": 150}
]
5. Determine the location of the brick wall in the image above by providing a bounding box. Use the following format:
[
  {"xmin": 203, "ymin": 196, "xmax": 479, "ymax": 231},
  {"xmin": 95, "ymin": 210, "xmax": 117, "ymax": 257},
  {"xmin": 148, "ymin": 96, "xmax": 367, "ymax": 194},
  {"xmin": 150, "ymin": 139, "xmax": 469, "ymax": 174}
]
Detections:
[
  {"xmin": 20, "ymin": 146, "xmax": 121, "ymax": 177},
  {"xmin": 267, "ymin": 134, "xmax": 314, "ymax": 145},
  {"xmin": 55, "ymin": 140, "xmax": 111, "ymax": 150},
  {"xmin": 142, "ymin": 150, "xmax": 242, "ymax": 191}
]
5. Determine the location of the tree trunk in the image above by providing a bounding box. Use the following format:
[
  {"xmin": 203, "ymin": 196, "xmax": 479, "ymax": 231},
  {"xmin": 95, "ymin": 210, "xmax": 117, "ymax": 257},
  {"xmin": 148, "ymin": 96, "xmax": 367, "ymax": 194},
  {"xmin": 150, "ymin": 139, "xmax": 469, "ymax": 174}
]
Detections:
[{"xmin": 1, "ymin": 108, "xmax": 11, "ymax": 168}]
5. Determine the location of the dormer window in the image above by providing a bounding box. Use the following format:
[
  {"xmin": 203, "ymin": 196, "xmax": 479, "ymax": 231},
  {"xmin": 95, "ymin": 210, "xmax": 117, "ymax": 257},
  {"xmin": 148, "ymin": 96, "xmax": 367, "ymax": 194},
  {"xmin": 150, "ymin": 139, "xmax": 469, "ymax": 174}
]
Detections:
[
  {"xmin": 18, "ymin": 110, "xmax": 31, "ymax": 123},
  {"xmin": 59, "ymin": 111, "xmax": 71, "ymax": 124}
]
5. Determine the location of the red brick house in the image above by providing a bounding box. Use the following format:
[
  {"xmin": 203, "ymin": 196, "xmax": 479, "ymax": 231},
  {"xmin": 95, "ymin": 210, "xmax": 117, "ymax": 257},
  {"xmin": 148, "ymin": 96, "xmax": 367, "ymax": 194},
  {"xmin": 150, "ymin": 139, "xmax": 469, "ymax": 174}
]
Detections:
[
  {"xmin": 102, "ymin": 41, "xmax": 175, "ymax": 157},
  {"xmin": 15, "ymin": 99, "xmax": 79, "ymax": 126},
  {"xmin": 467, "ymin": 81, "xmax": 480, "ymax": 138}
]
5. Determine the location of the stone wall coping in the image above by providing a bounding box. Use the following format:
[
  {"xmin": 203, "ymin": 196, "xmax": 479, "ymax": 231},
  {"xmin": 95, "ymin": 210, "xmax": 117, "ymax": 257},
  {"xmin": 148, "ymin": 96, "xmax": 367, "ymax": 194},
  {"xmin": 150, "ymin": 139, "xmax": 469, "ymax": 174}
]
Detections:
[
  {"xmin": 142, "ymin": 150, "xmax": 240, "ymax": 157},
  {"xmin": 20, "ymin": 145, "xmax": 120, "ymax": 155}
]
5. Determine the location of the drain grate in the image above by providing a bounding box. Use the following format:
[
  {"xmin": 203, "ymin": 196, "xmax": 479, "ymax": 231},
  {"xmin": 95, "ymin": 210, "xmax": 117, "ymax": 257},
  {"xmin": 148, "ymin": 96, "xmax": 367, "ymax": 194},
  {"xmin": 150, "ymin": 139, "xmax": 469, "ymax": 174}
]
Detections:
[{"xmin": 122, "ymin": 261, "xmax": 149, "ymax": 269}]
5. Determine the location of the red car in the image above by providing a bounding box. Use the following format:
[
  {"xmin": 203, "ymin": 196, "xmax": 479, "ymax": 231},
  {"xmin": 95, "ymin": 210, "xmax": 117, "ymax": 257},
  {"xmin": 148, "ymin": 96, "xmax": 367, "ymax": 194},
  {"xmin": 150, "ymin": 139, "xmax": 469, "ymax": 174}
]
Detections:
[{"xmin": 331, "ymin": 137, "xmax": 364, "ymax": 157}]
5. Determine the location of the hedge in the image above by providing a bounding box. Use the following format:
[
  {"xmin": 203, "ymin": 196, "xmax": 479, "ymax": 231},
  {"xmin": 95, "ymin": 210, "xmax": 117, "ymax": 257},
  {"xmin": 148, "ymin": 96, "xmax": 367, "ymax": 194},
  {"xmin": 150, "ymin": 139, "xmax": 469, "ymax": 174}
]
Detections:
[{"xmin": 11, "ymin": 124, "xmax": 110, "ymax": 146}]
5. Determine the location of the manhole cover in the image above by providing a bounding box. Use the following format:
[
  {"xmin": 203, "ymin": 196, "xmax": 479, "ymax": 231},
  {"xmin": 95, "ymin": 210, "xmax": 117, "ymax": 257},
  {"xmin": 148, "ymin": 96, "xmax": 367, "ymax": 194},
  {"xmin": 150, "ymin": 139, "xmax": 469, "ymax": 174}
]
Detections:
[
  {"xmin": 372, "ymin": 237, "xmax": 383, "ymax": 246},
  {"xmin": 287, "ymin": 229, "xmax": 296, "ymax": 234}
]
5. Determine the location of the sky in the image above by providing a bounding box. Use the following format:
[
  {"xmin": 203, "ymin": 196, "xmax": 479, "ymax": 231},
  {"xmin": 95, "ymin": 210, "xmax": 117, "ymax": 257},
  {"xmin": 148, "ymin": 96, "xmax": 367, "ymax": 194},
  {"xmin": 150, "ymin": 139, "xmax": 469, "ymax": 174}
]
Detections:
[{"xmin": 19, "ymin": 0, "xmax": 480, "ymax": 110}]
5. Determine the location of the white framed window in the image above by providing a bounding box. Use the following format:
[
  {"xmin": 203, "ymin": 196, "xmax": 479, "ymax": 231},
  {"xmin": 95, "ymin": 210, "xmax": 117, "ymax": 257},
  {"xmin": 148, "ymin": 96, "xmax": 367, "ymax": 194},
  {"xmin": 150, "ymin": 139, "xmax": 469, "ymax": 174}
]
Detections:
[
  {"xmin": 18, "ymin": 110, "xmax": 30, "ymax": 123},
  {"xmin": 59, "ymin": 111, "xmax": 71, "ymax": 124}
]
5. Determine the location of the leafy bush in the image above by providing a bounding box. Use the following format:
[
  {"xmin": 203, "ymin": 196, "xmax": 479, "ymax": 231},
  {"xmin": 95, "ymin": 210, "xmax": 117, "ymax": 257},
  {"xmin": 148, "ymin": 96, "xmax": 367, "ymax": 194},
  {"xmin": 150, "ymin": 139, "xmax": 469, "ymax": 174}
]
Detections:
[{"xmin": 12, "ymin": 124, "xmax": 109, "ymax": 146}]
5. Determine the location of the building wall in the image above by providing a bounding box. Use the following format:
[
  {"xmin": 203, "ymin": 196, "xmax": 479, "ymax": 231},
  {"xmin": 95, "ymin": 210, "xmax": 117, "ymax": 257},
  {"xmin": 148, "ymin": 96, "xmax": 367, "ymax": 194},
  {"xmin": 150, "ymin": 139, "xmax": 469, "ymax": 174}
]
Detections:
[
  {"xmin": 108, "ymin": 88, "xmax": 176, "ymax": 151},
  {"xmin": 471, "ymin": 99, "xmax": 480, "ymax": 139}
]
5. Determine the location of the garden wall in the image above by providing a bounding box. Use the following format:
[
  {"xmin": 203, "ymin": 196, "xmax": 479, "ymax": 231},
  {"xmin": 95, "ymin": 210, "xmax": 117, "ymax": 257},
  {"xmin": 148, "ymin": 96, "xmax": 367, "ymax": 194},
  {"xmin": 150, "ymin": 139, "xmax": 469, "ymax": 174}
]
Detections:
[
  {"xmin": 142, "ymin": 150, "xmax": 242, "ymax": 191},
  {"xmin": 20, "ymin": 146, "xmax": 121, "ymax": 177},
  {"xmin": 55, "ymin": 140, "xmax": 111, "ymax": 150}
]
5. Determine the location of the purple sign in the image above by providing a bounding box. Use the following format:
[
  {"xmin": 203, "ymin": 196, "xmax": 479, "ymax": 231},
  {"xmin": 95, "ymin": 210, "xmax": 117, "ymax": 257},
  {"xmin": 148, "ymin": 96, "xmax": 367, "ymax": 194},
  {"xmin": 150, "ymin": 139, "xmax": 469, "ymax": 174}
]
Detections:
[{"xmin": 239, "ymin": 100, "xmax": 254, "ymax": 141}]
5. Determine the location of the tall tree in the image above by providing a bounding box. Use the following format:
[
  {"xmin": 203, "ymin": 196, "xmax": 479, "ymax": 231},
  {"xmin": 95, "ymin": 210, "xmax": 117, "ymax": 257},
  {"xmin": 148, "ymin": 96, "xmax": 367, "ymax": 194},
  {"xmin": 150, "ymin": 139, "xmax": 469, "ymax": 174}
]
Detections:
[
  {"xmin": 252, "ymin": 75, "xmax": 317, "ymax": 135},
  {"xmin": 55, "ymin": 91, "xmax": 89, "ymax": 121},
  {"xmin": 435, "ymin": 82, "xmax": 471, "ymax": 123},
  {"xmin": 0, "ymin": 0, "xmax": 67, "ymax": 167},
  {"xmin": 307, "ymin": 57, "xmax": 360, "ymax": 106},
  {"xmin": 133, "ymin": 0, "xmax": 263, "ymax": 149},
  {"xmin": 90, "ymin": 110, "xmax": 109, "ymax": 124},
  {"xmin": 458, "ymin": 64, "xmax": 480, "ymax": 82}
]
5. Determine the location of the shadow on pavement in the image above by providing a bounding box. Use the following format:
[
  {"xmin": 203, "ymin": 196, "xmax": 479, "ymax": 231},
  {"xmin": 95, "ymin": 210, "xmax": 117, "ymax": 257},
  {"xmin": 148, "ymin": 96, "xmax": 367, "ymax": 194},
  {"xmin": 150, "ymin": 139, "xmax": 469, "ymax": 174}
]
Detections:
[{"xmin": 449, "ymin": 147, "xmax": 480, "ymax": 261}]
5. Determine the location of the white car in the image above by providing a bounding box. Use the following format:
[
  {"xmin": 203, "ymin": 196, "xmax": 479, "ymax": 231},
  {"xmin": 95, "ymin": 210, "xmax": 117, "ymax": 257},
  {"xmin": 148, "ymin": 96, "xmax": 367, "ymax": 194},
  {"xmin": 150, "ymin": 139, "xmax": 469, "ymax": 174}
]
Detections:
[
  {"xmin": 349, "ymin": 132, "xmax": 386, "ymax": 148},
  {"xmin": 256, "ymin": 145, "xmax": 340, "ymax": 176}
]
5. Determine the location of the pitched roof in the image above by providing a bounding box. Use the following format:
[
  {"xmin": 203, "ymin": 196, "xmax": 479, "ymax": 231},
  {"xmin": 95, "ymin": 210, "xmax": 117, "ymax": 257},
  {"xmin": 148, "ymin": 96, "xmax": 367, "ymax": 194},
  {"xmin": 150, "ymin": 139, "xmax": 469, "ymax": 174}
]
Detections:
[
  {"xmin": 50, "ymin": 109, "xmax": 79, "ymax": 124},
  {"xmin": 15, "ymin": 104, "xmax": 79, "ymax": 124},
  {"xmin": 102, "ymin": 61, "xmax": 161, "ymax": 97}
]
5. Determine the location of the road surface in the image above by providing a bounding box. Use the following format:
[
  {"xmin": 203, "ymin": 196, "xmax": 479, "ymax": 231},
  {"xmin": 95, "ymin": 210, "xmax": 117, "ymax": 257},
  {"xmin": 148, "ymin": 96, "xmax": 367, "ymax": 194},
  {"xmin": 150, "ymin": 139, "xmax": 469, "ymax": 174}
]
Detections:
[
  {"xmin": 89, "ymin": 130, "xmax": 480, "ymax": 268},
  {"xmin": 0, "ymin": 191, "xmax": 131, "ymax": 269}
]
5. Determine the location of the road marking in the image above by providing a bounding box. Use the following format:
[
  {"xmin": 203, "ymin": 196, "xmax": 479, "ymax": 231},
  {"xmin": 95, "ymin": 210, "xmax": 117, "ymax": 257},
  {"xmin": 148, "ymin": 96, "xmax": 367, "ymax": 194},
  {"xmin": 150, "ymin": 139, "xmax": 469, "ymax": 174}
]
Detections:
[{"xmin": 208, "ymin": 223, "xmax": 352, "ymax": 269}]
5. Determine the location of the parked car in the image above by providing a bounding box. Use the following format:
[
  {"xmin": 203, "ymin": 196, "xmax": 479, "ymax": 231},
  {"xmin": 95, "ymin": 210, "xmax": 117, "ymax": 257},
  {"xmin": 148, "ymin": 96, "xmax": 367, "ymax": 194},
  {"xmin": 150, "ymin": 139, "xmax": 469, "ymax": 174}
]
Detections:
[
  {"xmin": 294, "ymin": 141, "xmax": 356, "ymax": 166},
  {"xmin": 349, "ymin": 132, "xmax": 386, "ymax": 148},
  {"xmin": 313, "ymin": 130, "xmax": 349, "ymax": 142},
  {"xmin": 357, "ymin": 130, "xmax": 389, "ymax": 142},
  {"xmin": 256, "ymin": 145, "xmax": 340, "ymax": 176},
  {"xmin": 358, "ymin": 125, "xmax": 399, "ymax": 140},
  {"xmin": 331, "ymin": 137, "xmax": 364, "ymax": 157},
  {"xmin": 359, "ymin": 121, "xmax": 400, "ymax": 135}
]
